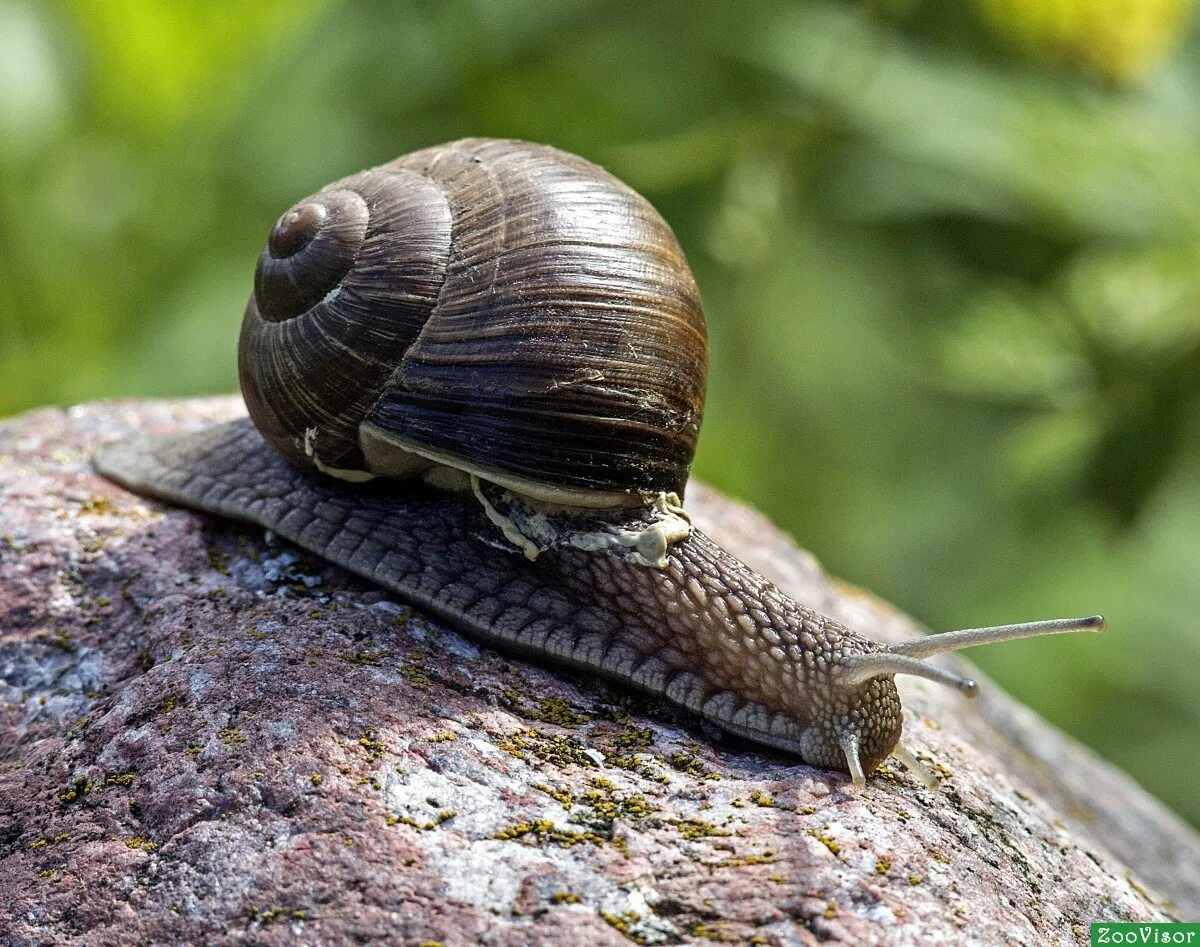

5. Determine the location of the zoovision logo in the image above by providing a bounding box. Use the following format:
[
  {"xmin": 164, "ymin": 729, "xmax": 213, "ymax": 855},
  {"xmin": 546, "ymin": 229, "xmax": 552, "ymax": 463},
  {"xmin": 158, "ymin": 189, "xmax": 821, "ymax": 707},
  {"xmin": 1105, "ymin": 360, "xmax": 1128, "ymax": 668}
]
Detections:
[{"xmin": 1092, "ymin": 924, "xmax": 1199, "ymax": 945}]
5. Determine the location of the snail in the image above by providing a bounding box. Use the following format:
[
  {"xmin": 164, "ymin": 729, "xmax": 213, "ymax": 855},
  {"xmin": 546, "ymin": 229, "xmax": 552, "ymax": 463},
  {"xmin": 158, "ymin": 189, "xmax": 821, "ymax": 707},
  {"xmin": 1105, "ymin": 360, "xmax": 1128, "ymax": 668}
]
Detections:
[{"xmin": 93, "ymin": 138, "xmax": 1104, "ymax": 789}]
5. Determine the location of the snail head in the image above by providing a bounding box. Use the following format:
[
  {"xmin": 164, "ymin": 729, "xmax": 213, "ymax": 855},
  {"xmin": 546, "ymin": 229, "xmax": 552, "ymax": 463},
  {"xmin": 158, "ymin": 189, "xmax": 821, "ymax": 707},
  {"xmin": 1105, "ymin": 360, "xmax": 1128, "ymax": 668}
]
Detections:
[{"xmin": 826, "ymin": 616, "xmax": 1106, "ymax": 787}]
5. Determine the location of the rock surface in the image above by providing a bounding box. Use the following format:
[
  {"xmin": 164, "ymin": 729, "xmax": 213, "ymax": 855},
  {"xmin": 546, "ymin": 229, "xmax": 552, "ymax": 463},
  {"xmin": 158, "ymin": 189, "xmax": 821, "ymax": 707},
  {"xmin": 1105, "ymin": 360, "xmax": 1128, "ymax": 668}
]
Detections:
[{"xmin": 1, "ymin": 397, "xmax": 1197, "ymax": 946}]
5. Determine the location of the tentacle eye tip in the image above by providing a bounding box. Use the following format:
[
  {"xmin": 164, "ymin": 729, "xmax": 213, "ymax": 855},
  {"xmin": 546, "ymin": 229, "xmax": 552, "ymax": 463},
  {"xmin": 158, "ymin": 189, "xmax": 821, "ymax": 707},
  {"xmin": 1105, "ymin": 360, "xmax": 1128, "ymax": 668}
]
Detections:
[{"xmin": 269, "ymin": 202, "xmax": 326, "ymax": 259}]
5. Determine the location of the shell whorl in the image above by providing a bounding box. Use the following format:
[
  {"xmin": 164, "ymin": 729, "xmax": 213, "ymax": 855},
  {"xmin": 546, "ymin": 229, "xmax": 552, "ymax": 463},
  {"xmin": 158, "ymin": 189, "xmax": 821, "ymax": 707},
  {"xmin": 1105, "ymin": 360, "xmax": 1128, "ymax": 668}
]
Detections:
[
  {"xmin": 239, "ymin": 138, "xmax": 708, "ymax": 503},
  {"xmin": 239, "ymin": 167, "xmax": 453, "ymax": 470},
  {"xmin": 253, "ymin": 190, "xmax": 369, "ymax": 321}
]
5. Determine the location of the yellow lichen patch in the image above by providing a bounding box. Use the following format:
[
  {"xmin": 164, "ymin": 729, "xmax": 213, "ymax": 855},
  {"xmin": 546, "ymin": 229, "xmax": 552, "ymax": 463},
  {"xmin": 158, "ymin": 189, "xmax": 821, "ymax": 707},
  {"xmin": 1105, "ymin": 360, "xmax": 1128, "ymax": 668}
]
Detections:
[
  {"xmin": 533, "ymin": 782, "xmax": 575, "ymax": 809},
  {"xmin": 400, "ymin": 663, "xmax": 434, "ymax": 688},
  {"xmin": 807, "ymin": 826, "xmax": 842, "ymax": 857},
  {"xmin": 602, "ymin": 726, "xmax": 654, "ymax": 755},
  {"xmin": 600, "ymin": 911, "xmax": 645, "ymax": 943},
  {"xmin": 492, "ymin": 819, "xmax": 606, "ymax": 849},
  {"xmin": 670, "ymin": 818, "xmax": 732, "ymax": 841},
  {"xmin": 503, "ymin": 691, "xmax": 590, "ymax": 727},
  {"xmin": 748, "ymin": 789, "xmax": 776, "ymax": 807},
  {"xmin": 340, "ymin": 647, "xmax": 392, "ymax": 666},
  {"xmin": 387, "ymin": 810, "xmax": 457, "ymax": 831},
  {"xmin": 123, "ymin": 836, "xmax": 158, "ymax": 852},
  {"xmin": 79, "ymin": 496, "xmax": 119, "ymax": 515},
  {"xmin": 690, "ymin": 922, "xmax": 736, "ymax": 942},
  {"xmin": 551, "ymin": 891, "xmax": 581, "ymax": 904},
  {"xmin": 58, "ymin": 777, "xmax": 93, "ymax": 804},
  {"xmin": 358, "ymin": 731, "xmax": 387, "ymax": 761},
  {"xmin": 666, "ymin": 749, "xmax": 722, "ymax": 781},
  {"xmin": 219, "ymin": 727, "xmax": 246, "ymax": 745},
  {"xmin": 708, "ymin": 850, "xmax": 778, "ymax": 868},
  {"xmin": 496, "ymin": 729, "xmax": 598, "ymax": 768},
  {"xmin": 206, "ymin": 548, "xmax": 231, "ymax": 575}
]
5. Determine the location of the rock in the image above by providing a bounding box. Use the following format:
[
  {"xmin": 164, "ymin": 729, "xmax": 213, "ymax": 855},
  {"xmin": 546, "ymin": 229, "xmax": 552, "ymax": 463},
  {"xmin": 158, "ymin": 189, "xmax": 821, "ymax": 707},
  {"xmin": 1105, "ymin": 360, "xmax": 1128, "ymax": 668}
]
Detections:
[{"xmin": 1, "ymin": 397, "xmax": 1197, "ymax": 946}]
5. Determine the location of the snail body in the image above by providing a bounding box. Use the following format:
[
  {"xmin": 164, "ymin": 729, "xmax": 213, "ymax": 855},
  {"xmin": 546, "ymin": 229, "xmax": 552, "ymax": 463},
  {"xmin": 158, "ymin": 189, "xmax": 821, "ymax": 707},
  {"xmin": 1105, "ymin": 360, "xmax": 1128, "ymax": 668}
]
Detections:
[{"xmin": 94, "ymin": 138, "xmax": 1103, "ymax": 788}]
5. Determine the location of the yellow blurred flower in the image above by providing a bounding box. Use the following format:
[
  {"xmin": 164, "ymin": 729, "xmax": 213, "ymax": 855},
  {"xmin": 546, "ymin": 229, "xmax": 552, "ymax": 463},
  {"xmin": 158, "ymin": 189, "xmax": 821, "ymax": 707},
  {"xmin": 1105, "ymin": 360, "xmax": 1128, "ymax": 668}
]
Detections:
[
  {"xmin": 61, "ymin": 0, "xmax": 331, "ymax": 130},
  {"xmin": 975, "ymin": 0, "xmax": 1195, "ymax": 82}
]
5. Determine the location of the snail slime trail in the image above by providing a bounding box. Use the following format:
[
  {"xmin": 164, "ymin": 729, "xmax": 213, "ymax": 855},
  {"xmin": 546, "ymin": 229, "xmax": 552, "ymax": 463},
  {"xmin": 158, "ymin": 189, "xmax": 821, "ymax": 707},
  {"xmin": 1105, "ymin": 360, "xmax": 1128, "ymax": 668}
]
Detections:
[{"xmin": 93, "ymin": 137, "xmax": 1105, "ymax": 788}]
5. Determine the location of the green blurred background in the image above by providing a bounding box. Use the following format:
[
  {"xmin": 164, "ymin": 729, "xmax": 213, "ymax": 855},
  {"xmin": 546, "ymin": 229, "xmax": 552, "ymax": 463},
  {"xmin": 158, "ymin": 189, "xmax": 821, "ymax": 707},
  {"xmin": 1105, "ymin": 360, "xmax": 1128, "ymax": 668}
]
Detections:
[{"xmin": 2, "ymin": 0, "xmax": 1198, "ymax": 825}]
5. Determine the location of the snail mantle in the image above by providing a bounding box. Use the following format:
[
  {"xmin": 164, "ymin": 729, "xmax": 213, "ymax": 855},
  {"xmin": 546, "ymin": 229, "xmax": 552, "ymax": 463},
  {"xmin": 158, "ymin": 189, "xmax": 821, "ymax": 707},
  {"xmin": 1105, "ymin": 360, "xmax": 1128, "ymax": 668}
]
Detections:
[{"xmin": 1, "ymin": 397, "xmax": 1197, "ymax": 946}]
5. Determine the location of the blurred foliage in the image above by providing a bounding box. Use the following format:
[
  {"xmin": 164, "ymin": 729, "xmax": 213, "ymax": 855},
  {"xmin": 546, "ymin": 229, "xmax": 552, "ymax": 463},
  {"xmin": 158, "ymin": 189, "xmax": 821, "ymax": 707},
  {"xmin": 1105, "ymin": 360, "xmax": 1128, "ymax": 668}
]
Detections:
[
  {"xmin": 975, "ymin": 0, "xmax": 1194, "ymax": 82},
  {"xmin": 2, "ymin": 0, "xmax": 1198, "ymax": 825}
]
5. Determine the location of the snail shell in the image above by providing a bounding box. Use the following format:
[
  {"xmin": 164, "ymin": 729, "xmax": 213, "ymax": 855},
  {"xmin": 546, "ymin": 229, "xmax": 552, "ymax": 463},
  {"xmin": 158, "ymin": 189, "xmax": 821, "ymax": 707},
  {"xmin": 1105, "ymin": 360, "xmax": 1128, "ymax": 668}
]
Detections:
[{"xmin": 239, "ymin": 138, "xmax": 707, "ymax": 508}]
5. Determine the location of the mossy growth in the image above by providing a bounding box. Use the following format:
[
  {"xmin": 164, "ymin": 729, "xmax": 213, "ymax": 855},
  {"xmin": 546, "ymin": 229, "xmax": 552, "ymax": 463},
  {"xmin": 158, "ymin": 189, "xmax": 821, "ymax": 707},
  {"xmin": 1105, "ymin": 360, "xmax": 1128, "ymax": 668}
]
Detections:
[
  {"xmin": 709, "ymin": 850, "xmax": 777, "ymax": 868},
  {"xmin": 666, "ymin": 748, "xmax": 722, "ymax": 781},
  {"xmin": 690, "ymin": 922, "xmax": 735, "ymax": 942},
  {"xmin": 748, "ymin": 789, "xmax": 777, "ymax": 808},
  {"xmin": 58, "ymin": 776, "xmax": 93, "ymax": 805},
  {"xmin": 79, "ymin": 496, "xmax": 118, "ymax": 516},
  {"xmin": 491, "ymin": 819, "xmax": 607, "ymax": 849},
  {"xmin": 358, "ymin": 730, "xmax": 387, "ymax": 761},
  {"xmin": 532, "ymin": 782, "xmax": 575, "ymax": 809},
  {"xmin": 600, "ymin": 910, "xmax": 647, "ymax": 943},
  {"xmin": 386, "ymin": 810, "xmax": 457, "ymax": 831},
  {"xmin": 248, "ymin": 905, "xmax": 292, "ymax": 924},
  {"xmin": 400, "ymin": 662, "xmax": 434, "ymax": 688},
  {"xmin": 340, "ymin": 647, "xmax": 392, "ymax": 666},
  {"xmin": 206, "ymin": 548, "xmax": 231, "ymax": 575},
  {"xmin": 807, "ymin": 826, "xmax": 842, "ymax": 858},
  {"xmin": 670, "ymin": 818, "xmax": 732, "ymax": 841},
  {"xmin": 28, "ymin": 834, "xmax": 69, "ymax": 850},
  {"xmin": 496, "ymin": 729, "xmax": 598, "ymax": 769}
]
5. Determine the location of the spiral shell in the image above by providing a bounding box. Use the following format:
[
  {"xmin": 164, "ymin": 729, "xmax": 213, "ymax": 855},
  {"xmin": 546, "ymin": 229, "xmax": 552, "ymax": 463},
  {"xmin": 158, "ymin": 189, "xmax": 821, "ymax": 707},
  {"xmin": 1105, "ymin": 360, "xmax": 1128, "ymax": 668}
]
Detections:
[{"xmin": 239, "ymin": 138, "xmax": 708, "ymax": 507}]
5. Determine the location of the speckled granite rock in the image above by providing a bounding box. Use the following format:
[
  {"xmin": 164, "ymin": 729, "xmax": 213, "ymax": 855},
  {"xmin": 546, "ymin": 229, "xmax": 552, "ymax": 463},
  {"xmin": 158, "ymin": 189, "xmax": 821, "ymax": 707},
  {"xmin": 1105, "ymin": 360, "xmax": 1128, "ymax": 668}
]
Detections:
[{"xmin": 1, "ymin": 397, "xmax": 1196, "ymax": 946}]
